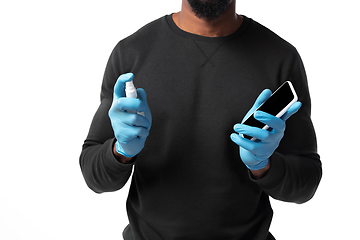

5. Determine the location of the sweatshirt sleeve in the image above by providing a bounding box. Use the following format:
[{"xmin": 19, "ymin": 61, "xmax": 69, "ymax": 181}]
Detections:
[
  {"xmin": 251, "ymin": 50, "xmax": 322, "ymax": 204},
  {"xmin": 79, "ymin": 42, "xmax": 134, "ymax": 193}
]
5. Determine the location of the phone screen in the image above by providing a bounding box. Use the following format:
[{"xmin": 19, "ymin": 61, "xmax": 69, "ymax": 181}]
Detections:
[{"xmin": 243, "ymin": 82, "xmax": 295, "ymax": 140}]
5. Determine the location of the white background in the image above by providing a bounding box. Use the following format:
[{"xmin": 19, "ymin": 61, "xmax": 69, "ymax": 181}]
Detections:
[{"xmin": 1, "ymin": 0, "xmax": 358, "ymax": 239}]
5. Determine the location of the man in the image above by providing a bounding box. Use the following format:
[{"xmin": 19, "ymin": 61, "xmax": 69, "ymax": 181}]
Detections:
[{"xmin": 80, "ymin": 0, "xmax": 322, "ymax": 239}]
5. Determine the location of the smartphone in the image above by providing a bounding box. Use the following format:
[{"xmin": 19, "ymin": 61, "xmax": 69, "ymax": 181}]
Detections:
[{"xmin": 242, "ymin": 81, "xmax": 298, "ymax": 141}]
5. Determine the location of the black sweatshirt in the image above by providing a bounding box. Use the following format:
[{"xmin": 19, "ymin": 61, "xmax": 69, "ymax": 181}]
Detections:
[{"xmin": 80, "ymin": 15, "xmax": 322, "ymax": 240}]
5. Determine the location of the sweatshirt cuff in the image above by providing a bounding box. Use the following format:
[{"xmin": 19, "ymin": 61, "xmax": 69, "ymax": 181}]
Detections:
[
  {"xmin": 105, "ymin": 138, "xmax": 136, "ymax": 170},
  {"xmin": 250, "ymin": 152, "xmax": 286, "ymax": 191}
]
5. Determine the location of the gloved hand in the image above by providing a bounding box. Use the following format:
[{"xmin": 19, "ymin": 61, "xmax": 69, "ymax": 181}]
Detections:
[
  {"xmin": 108, "ymin": 73, "xmax": 152, "ymax": 158},
  {"xmin": 230, "ymin": 89, "xmax": 302, "ymax": 170}
]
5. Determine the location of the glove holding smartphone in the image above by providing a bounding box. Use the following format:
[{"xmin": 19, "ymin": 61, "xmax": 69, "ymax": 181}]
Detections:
[
  {"xmin": 230, "ymin": 82, "xmax": 302, "ymax": 171},
  {"xmin": 108, "ymin": 73, "xmax": 152, "ymax": 159}
]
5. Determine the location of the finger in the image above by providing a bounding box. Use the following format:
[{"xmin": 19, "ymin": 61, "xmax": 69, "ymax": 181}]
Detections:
[
  {"xmin": 254, "ymin": 111, "xmax": 285, "ymax": 132},
  {"xmin": 113, "ymin": 73, "xmax": 134, "ymax": 99},
  {"xmin": 233, "ymin": 124, "xmax": 271, "ymax": 142},
  {"xmin": 230, "ymin": 133, "xmax": 257, "ymax": 152},
  {"xmin": 113, "ymin": 97, "xmax": 142, "ymax": 112},
  {"xmin": 118, "ymin": 111, "xmax": 151, "ymax": 129},
  {"xmin": 242, "ymin": 89, "xmax": 272, "ymax": 122},
  {"xmin": 136, "ymin": 127, "xmax": 150, "ymax": 139},
  {"xmin": 116, "ymin": 124, "xmax": 150, "ymax": 143},
  {"xmin": 281, "ymin": 101, "xmax": 302, "ymax": 121}
]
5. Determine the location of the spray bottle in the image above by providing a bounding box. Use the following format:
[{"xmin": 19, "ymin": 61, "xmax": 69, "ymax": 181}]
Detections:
[{"xmin": 125, "ymin": 80, "xmax": 145, "ymax": 117}]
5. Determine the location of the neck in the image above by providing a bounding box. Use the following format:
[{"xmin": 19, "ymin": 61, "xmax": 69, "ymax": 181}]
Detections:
[{"xmin": 172, "ymin": 0, "xmax": 243, "ymax": 37}]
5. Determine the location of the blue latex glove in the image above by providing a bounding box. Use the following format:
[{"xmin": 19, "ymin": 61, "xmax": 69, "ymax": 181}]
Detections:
[
  {"xmin": 108, "ymin": 73, "xmax": 152, "ymax": 158},
  {"xmin": 230, "ymin": 89, "xmax": 302, "ymax": 170}
]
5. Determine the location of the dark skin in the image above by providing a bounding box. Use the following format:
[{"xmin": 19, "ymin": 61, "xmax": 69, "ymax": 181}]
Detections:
[
  {"xmin": 173, "ymin": 0, "xmax": 243, "ymax": 37},
  {"xmin": 114, "ymin": 0, "xmax": 270, "ymax": 179}
]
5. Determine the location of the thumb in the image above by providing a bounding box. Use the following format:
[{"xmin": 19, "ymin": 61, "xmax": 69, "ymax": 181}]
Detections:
[
  {"xmin": 136, "ymin": 88, "xmax": 148, "ymax": 103},
  {"xmin": 242, "ymin": 89, "xmax": 272, "ymax": 123},
  {"xmin": 113, "ymin": 73, "xmax": 134, "ymax": 99},
  {"xmin": 253, "ymin": 89, "xmax": 272, "ymax": 108},
  {"xmin": 281, "ymin": 101, "xmax": 302, "ymax": 121},
  {"xmin": 136, "ymin": 88, "xmax": 152, "ymax": 125}
]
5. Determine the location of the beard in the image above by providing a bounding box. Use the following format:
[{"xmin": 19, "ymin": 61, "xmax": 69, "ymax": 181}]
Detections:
[{"xmin": 187, "ymin": 0, "xmax": 233, "ymax": 21}]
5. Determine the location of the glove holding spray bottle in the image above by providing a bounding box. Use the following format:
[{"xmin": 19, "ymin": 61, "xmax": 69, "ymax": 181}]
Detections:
[{"xmin": 108, "ymin": 73, "xmax": 152, "ymax": 158}]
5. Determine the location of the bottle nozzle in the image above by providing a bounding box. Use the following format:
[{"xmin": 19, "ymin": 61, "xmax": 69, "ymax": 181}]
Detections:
[{"xmin": 125, "ymin": 80, "xmax": 137, "ymax": 98}]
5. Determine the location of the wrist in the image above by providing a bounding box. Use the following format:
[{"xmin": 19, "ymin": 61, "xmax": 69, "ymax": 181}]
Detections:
[
  {"xmin": 113, "ymin": 143, "xmax": 133, "ymax": 164},
  {"xmin": 245, "ymin": 157, "xmax": 269, "ymax": 171},
  {"xmin": 250, "ymin": 161, "xmax": 270, "ymax": 179}
]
